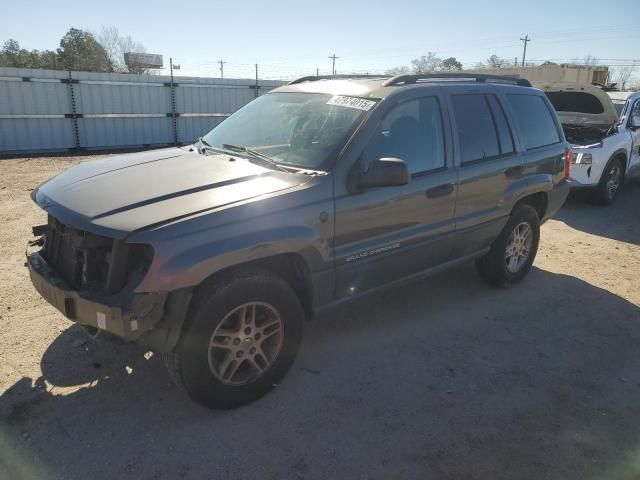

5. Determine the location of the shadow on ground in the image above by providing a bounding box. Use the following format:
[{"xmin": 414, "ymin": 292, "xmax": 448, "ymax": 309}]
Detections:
[
  {"xmin": 556, "ymin": 181, "xmax": 640, "ymax": 245},
  {"xmin": 2, "ymin": 266, "xmax": 640, "ymax": 480}
]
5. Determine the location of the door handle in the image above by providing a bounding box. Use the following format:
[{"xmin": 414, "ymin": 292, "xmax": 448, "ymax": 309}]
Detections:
[
  {"xmin": 505, "ymin": 165, "xmax": 524, "ymax": 178},
  {"xmin": 426, "ymin": 183, "xmax": 454, "ymax": 198}
]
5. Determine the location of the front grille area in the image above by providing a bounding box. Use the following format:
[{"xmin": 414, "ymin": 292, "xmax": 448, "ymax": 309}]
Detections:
[
  {"xmin": 42, "ymin": 216, "xmax": 123, "ymax": 293},
  {"xmin": 36, "ymin": 215, "xmax": 153, "ymax": 294}
]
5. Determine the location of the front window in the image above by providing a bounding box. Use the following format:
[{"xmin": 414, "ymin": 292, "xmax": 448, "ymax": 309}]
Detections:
[{"xmin": 202, "ymin": 92, "xmax": 375, "ymax": 170}]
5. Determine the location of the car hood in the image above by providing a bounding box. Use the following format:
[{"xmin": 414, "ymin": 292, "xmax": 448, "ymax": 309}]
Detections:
[
  {"xmin": 533, "ymin": 81, "xmax": 619, "ymax": 126},
  {"xmin": 32, "ymin": 147, "xmax": 310, "ymax": 238}
]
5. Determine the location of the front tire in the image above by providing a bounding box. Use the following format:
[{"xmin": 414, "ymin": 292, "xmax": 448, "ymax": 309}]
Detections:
[
  {"xmin": 165, "ymin": 269, "xmax": 304, "ymax": 409},
  {"xmin": 475, "ymin": 204, "xmax": 540, "ymax": 287},
  {"xmin": 592, "ymin": 157, "xmax": 623, "ymax": 206}
]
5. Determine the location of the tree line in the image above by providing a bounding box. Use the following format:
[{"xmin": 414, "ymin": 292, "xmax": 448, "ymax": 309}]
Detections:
[
  {"xmin": 0, "ymin": 27, "xmax": 149, "ymax": 74},
  {"xmin": 385, "ymin": 52, "xmax": 524, "ymax": 75}
]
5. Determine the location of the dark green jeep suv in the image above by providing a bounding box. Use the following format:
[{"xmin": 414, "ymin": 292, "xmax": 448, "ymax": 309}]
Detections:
[{"xmin": 27, "ymin": 73, "xmax": 571, "ymax": 408}]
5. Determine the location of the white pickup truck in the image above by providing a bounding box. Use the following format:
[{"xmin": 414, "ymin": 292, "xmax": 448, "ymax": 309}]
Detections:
[{"xmin": 533, "ymin": 82, "xmax": 640, "ymax": 205}]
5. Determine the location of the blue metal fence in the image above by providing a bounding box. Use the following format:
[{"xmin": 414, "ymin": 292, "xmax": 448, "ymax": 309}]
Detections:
[{"xmin": 0, "ymin": 67, "xmax": 283, "ymax": 154}]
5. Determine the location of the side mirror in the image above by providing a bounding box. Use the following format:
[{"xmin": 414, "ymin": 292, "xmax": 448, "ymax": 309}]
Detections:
[
  {"xmin": 358, "ymin": 158, "xmax": 409, "ymax": 189},
  {"xmin": 630, "ymin": 115, "xmax": 640, "ymax": 130}
]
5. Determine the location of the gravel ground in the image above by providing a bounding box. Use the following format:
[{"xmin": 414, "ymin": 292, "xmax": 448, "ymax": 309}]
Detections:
[{"xmin": 1, "ymin": 154, "xmax": 639, "ymax": 480}]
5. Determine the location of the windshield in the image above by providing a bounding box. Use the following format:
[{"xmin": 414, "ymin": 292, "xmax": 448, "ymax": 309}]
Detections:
[
  {"xmin": 612, "ymin": 100, "xmax": 626, "ymax": 118},
  {"xmin": 202, "ymin": 92, "xmax": 374, "ymax": 170}
]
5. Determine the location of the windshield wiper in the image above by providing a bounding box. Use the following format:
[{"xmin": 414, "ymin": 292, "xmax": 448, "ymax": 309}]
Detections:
[{"xmin": 221, "ymin": 143, "xmax": 288, "ymax": 172}]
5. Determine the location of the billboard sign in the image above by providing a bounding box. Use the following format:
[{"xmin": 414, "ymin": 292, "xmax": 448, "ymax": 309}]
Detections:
[{"xmin": 124, "ymin": 53, "xmax": 163, "ymax": 69}]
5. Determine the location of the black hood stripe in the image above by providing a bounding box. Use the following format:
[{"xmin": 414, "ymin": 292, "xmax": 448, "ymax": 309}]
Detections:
[{"xmin": 91, "ymin": 172, "xmax": 271, "ymax": 220}]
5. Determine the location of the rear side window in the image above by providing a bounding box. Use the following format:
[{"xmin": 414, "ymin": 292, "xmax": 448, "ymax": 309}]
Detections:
[
  {"xmin": 486, "ymin": 95, "xmax": 515, "ymax": 155},
  {"xmin": 451, "ymin": 94, "xmax": 500, "ymax": 164},
  {"xmin": 506, "ymin": 94, "xmax": 561, "ymax": 149}
]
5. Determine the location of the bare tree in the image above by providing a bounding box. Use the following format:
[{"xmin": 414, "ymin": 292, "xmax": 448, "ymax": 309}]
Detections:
[
  {"xmin": 386, "ymin": 53, "xmax": 462, "ymax": 75},
  {"xmin": 411, "ymin": 52, "xmax": 442, "ymax": 73},
  {"xmin": 97, "ymin": 26, "xmax": 147, "ymax": 73},
  {"xmin": 611, "ymin": 65, "xmax": 636, "ymax": 90},
  {"xmin": 487, "ymin": 55, "xmax": 511, "ymax": 68},
  {"xmin": 582, "ymin": 55, "xmax": 598, "ymax": 66},
  {"xmin": 475, "ymin": 55, "xmax": 511, "ymax": 69},
  {"xmin": 628, "ymin": 78, "xmax": 640, "ymax": 92},
  {"xmin": 385, "ymin": 65, "xmax": 411, "ymax": 75}
]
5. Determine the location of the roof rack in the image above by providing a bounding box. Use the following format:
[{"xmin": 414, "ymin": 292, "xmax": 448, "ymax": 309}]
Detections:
[
  {"xmin": 382, "ymin": 73, "xmax": 532, "ymax": 87},
  {"xmin": 287, "ymin": 74, "xmax": 389, "ymax": 85}
]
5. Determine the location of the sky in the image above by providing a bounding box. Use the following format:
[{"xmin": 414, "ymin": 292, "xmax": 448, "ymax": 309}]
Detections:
[{"xmin": 1, "ymin": 0, "xmax": 639, "ymax": 80}]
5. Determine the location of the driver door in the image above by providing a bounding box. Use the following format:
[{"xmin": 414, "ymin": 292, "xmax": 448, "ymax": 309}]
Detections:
[{"xmin": 333, "ymin": 94, "xmax": 458, "ymax": 300}]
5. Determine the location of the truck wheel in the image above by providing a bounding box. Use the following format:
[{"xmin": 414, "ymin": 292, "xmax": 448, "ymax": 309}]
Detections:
[
  {"xmin": 164, "ymin": 269, "xmax": 304, "ymax": 409},
  {"xmin": 475, "ymin": 204, "xmax": 540, "ymax": 287},
  {"xmin": 592, "ymin": 157, "xmax": 623, "ymax": 206}
]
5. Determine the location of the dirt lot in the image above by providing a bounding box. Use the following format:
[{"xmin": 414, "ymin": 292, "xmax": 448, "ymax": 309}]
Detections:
[{"xmin": 1, "ymin": 154, "xmax": 639, "ymax": 480}]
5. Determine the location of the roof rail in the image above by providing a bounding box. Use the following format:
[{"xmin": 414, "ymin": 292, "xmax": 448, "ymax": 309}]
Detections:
[
  {"xmin": 382, "ymin": 73, "xmax": 532, "ymax": 87},
  {"xmin": 287, "ymin": 74, "xmax": 389, "ymax": 85}
]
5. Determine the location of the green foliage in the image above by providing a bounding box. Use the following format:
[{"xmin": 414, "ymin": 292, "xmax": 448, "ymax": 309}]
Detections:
[
  {"xmin": 57, "ymin": 28, "xmax": 113, "ymax": 72},
  {"xmin": 0, "ymin": 28, "xmax": 115, "ymax": 72},
  {"xmin": 0, "ymin": 39, "xmax": 59, "ymax": 69},
  {"xmin": 441, "ymin": 57, "xmax": 462, "ymax": 71}
]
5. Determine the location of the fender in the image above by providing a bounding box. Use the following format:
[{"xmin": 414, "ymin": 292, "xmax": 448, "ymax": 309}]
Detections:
[
  {"xmin": 134, "ymin": 224, "xmax": 328, "ymax": 293},
  {"xmin": 504, "ymin": 173, "xmax": 553, "ymax": 211},
  {"xmin": 606, "ymin": 148, "xmax": 629, "ymax": 176}
]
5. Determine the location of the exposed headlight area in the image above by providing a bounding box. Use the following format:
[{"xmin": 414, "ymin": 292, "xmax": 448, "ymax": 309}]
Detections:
[
  {"xmin": 573, "ymin": 152, "xmax": 593, "ymax": 165},
  {"xmin": 35, "ymin": 215, "xmax": 154, "ymax": 294}
]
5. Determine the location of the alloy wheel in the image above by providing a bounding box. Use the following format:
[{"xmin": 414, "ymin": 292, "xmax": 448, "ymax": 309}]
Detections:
[
  {"xmin": 505, "ymin": 222, "xmax": 533, "ymax": 273},
  {"xmin": 606, "ymin": 163, "xmax": 621, "ymax": 201},
  {"xmin": 207, "ymin": 302, "xmax": 284, "ymax": 386}
]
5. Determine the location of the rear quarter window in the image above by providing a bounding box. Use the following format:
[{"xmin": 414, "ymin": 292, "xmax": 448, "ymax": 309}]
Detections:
[{"xmin": 506, "ymin": 94, "xmax": 561, "ymax": 150}]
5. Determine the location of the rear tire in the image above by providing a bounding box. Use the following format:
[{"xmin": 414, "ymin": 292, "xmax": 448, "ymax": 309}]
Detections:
[
  {"xmin": 164, "ymin": 269, "xmax": 304, "ymax": 409},
  {"xmin": 591, "ymin": 157, "xmax": 623, "ymax": 206},
  {"xmin": 475, "ymin": 204, "xmax": 540, "ymax": 287}
]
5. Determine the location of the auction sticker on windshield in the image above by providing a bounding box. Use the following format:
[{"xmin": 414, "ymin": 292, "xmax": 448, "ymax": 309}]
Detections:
[{"xmin": 327, "ymin": 96, "xmax": 376, "ymax": 111}]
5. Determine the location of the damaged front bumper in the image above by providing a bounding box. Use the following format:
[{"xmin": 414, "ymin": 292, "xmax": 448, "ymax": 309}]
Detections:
[{"xmin": 27, "ymin": 251, "xmax": 167, "ymax": 341}]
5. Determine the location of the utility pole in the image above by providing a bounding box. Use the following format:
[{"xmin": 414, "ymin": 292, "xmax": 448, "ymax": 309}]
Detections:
[
  {"xmin": 218, "ymin": 59, "xmax": 226, "ymax": 78},
  {"xmin": 316, "ymin": 67, "xmax": 319, "ymax": 77},
  {"xmin": 254, "ymin": 64, "xmax": 259, "ymax": 98},
  {"xmin": 169, "ymin": 57, "xmax": 177, "ymax": 145},
  {"xmin": 514, "ymin": 57, "xmax": 518, "ymax": 67},
  {"xmin": 328, "ymin": 54, "xmax": 339, "ymax": 76},
  {"xmin": 520, "ymin": 35, "xmax": 530, "ymax": 67}
]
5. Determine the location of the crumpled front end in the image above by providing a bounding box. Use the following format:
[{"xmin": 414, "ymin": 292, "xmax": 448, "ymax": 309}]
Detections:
[{"xmin": 26, "ymin": 216, "xmax": 190, "ymax": 350}]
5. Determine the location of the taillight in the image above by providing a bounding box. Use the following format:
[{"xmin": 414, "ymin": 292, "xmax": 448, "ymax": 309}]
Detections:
[{"xmin": 563, "ymin": 149, "xmax": 573, "ymax": 181}]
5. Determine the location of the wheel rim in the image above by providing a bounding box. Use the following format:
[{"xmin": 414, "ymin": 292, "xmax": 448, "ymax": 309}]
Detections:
[
  {"xmin": 606, "ymin": 164, "xmax": 621, "ymax": 200},
  {"xmin": 505, "ymin": 222, "xmax": 533, "ymax": 273},
  {"xmin": 207, "ymin": 302, "xmax": 284, "ymax": 386}
]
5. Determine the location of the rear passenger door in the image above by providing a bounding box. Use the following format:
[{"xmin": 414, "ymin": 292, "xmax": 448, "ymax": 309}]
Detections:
[
  {"xmin": 449, "ymin": 87, "xmax": 563, "ymax": 257},
  {"xmin": 447, "ymin": 88, "xmax": 524, "ymax": 257}
]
